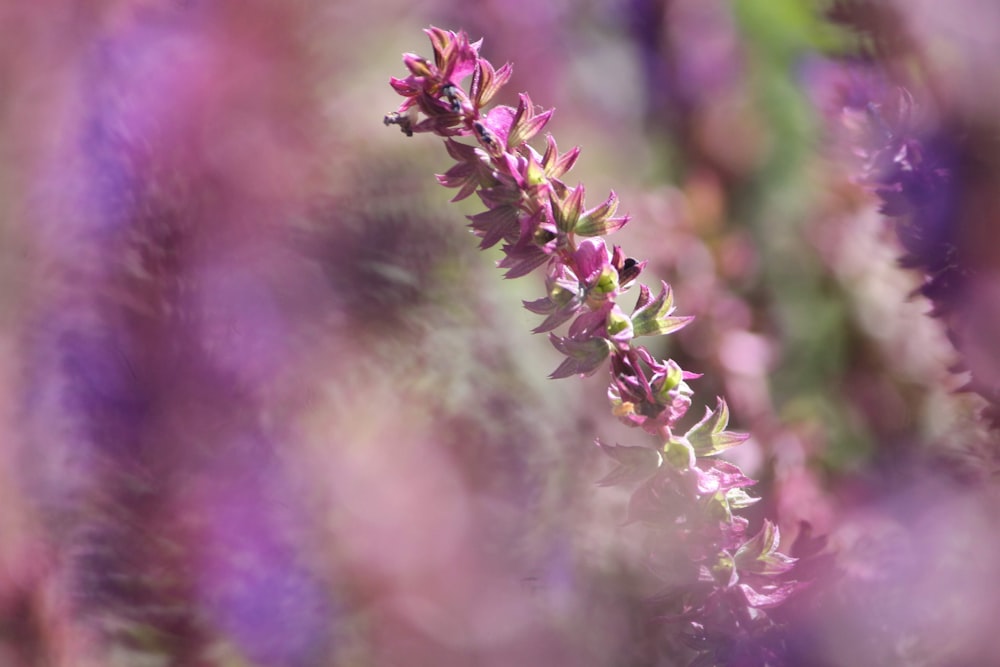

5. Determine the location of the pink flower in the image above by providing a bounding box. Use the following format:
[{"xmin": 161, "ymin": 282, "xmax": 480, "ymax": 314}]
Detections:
[{"xmin": 385, "ymin": 26, "xmax": 798, "ymax": 660}]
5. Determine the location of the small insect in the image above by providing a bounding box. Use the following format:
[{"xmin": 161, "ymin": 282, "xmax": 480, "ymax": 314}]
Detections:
[
  {"xmin": 441, "ymin": 83, "xmax": 463, "ymax": 114},
  {"xmin": 383, "ymin": 111, "xmax": 413, "ymax": 137},
  {"xmin": 473, "ymin": 120, "xmax": 496, "ymax": 148}
]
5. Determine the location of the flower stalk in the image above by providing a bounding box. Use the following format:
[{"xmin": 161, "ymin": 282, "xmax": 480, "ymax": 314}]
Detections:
[{"xmin": 385, "ymin": 27, "xmax": 797, "ymax": 663}]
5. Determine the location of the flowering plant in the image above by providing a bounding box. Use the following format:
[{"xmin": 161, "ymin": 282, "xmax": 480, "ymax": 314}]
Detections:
[
  {"xmin": 385, "ymin": 27, "xmax": 798, "ymax": 664},
  {"xmin": 827, "ymin": 0, "xmax": 1000, "ymax": 440}
]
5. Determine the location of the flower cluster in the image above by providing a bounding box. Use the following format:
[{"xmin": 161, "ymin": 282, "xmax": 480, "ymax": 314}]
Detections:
[
  {"xmin": 839, "ymin": 81, "xmax": 1000, "ymax": 432},
  {"xmin": 846, "ymin": 89, "xmax": 960, "ymax": 306},
  {"xmin": 386, "ymin": 28, "xmax": 798, "ymax": 662},
  {"xmin": 825, "ymin": 1, "xmax": 1000, "ymax": 431}
]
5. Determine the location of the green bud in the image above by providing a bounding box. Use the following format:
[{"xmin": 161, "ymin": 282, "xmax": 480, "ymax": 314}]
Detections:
[
  {"xmin": 654, "ymin": 362, "xmax": 685, "ymax": 402},
  {"xmin": 594, "ymin": 266, "xmax": 618, "ymax": 295},
  {"xmin": 606, "ymin": 309, "xmax": 631, "ymax": 337},
  {"xmin": 524, "ymin": 156, "xmax": 548, "ymax": 188},
  {"xmin": 711, "ymin": 552, "xmax": 737, "ymax": 588},
  {"xmin": 663, "ymin": 437, "xmax": 695, "ymax": 469}
]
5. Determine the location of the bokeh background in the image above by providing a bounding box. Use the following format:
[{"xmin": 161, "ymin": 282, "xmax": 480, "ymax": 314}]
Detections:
[{"xmin": 2, "ymin": 1, "xmax": 1000, "ymax": 665}]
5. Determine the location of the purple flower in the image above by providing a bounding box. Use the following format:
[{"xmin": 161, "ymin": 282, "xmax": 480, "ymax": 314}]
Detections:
[
  {"xmin": 386, "ymin": 28, "xmax": 484, "ymax": 136},
  {"xmin": 608, "ymin": 346, "xmax": 696, "ymax": 434},
  {"xmin": 385, "ymin": 26, "xmax": 798, "ymax": 661},
  {"xmin": 834, "ymin": 77, "xmax": 1000, "ymax": 427}
]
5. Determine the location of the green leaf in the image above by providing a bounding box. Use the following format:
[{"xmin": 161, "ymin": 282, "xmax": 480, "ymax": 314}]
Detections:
[
  {"xmin": 548, "ymin": 334, "xmax": 611, "ymax": 378},
  {"xmin": 575, "ymin": 190, "xmax": 630, "ymax": 237},
  {"xmin": 630, "ymin": 282, "xmax": 694, "ymax": 338},
  {"xmin": 734, "ymin": 520, "xmax": 797, "ymax": 576},
  {"xmin": 549, "ymin": 185, "xmax": 585, "ymax": 235},
  {"xmin": 684, "ymin": 398, "xmax": 749, "ymax": 456},
  {"xmin": 726, "ymin": 487, "xmax": 760, "ymax": 510},
  {"xmin": 595, "ymin": 441, "xmax": 663, "ymax": 487}
]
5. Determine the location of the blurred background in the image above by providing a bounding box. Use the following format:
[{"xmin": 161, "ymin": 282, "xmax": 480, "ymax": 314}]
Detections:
[{"xmin": 1, "ymin": 0, "xmax": 999, "ymax": 665}]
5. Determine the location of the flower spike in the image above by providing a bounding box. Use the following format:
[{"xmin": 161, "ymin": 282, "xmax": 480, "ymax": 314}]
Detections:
[{"xmin": 384, "ymin": 27, "xmax": 797, "ymax": 662}]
